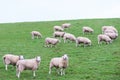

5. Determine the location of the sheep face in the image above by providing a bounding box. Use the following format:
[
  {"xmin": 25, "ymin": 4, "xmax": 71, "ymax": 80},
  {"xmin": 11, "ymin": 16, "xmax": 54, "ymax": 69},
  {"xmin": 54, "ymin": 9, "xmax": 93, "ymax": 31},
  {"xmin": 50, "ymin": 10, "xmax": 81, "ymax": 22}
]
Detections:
[
  {"xmin": 62, "ymin": 54, "xmax": 68, "ymax": 60},
  {"xmin": 36, "ymin": 56, "xmax": 41, "ymax": 62},
  {"xmin": 19, "ymin": 55, "xmax": 24, "ymax": 60}
]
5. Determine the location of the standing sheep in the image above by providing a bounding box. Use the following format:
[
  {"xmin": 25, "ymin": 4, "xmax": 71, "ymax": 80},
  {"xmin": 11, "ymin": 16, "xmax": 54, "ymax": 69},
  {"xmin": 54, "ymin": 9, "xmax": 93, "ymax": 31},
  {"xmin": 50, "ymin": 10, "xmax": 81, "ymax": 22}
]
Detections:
[
  {"xmin": 54, "ymin": 26, "xmax": 64, "ymax": 32},
  {"xmin": 31, "ymin": 31, "xmax": 42, "ymax": 39},
  {"xmin": 82, "ymin": 26, "xmax": 94, "ymax": 34},
  {"xmin": 63, "ymin": 33, "xmax": 76, "ymax": 43},
  {"xmin": 53, "ymin": 31, "xmax": 65, "ymax": 42},
  {"xmin": 16, "ymin": 56, "xmax": 41, "ymax": 78},
  {"xmin": 45, "ymin": 37, "xmax": 60, "ymax": 47},
  {"xmin": 49, "ymin": 54, "xmax": 69, "ymax": 75},
  {"xmin": 97, "ymin": 34, "xmax": 112, "ymax": 44},
  {"xmin": 62, "ymin": 23, "xmax": 71, "ymax": 29},
  {"xmin": 2, "ymin": 54, "xmax": 24, "ymax": 70},
  {"xmin": 76, "ymin": 37, "xmax": 91, "ymax": 47}
]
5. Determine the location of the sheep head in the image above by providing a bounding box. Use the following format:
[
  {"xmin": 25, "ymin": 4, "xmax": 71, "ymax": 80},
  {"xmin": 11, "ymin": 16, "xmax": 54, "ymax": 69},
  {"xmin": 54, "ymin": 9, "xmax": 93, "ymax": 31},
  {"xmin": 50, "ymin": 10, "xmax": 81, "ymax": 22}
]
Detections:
[
  {"xmin": 19, "ymin": 55, "xmax": 24, "ymax": 60},
  {"xmin": 36, "ymin": 56, "xmax": 41, "ymax": 63},
  {"xmin": 62, "ymin": 54, "xmax": 68, "ymax": 60}
]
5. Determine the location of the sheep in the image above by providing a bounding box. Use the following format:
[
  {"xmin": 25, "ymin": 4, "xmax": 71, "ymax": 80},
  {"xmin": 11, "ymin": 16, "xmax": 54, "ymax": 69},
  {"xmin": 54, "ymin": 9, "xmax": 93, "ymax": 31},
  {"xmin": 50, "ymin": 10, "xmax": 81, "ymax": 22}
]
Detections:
[
  {"xmin": 63, "ymin": 33, "xmax": 76, "ymax": 43},
  {"xmin": 16, "ymin": 56, "xmax": 41, "ymax": 78},
  {"xmin": 49, "ymin": 54, "xmax": 68, "ymax": 75},
  {"xmin": 45, "ymin": 37, "xmax": 60, "ymax": 47},
  {"xmin": 97, "ymin": 34, "xmax": 112, "ymax": 44},
  {"xmin": 102, "ymin": 26, "xmax": 118, "ymax": 33},
  {"xmin": 54, "ymin": 26, "xmax": 64, "ymax": 32},
  {"xmin": 82, "ymin": 26, "xmax": 94, "ymax": 34},
  {"xmin": 53, "ymin": 31, "xmax": 65, "ymax": 42},
  {"xmin": 2, "ymin": 54, "xmax": 24, "ymax": 70},
  {"xmin": 62, "ymin": 23, "xmax": 71, "ymax": 29},
  {"xmin": 31, "ymin": 31, "xmax": 42, "ymax": 39},
  {"xmin": 104, "ymin": 33, "xmax": 118, "ymax": 40},
  {"xmin": 76, "ymin": 37, "xmax": 91, "ymax": 47}
]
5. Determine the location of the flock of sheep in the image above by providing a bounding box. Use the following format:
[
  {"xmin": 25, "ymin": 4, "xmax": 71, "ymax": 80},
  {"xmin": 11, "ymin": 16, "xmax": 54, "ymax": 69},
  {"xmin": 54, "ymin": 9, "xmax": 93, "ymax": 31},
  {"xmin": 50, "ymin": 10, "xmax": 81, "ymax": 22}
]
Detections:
[
  {"xmin": 3, "ymin": 53, "xmax": 68, "ymax": 78},
  {"xmin": 2, "ymin": 23, "xmax": 118, "ymax": 78},
  {"xmin": 31, "ymin": 23, "xmax": 118, "ymax": 47}
]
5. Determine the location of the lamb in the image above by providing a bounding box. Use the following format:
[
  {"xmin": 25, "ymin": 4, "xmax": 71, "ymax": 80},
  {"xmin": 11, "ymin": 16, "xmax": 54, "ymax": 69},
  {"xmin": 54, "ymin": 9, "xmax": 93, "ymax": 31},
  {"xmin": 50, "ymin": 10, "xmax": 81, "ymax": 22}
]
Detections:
[
  {"xmin": 16, "ymin": 56, "xmax": 41, "ymax": 78},
  {"xmin": 45, "ymin": 37, "xmax": 60, "ymax": 47},
  {"xmin": 54, "ymin": 26, "xmax": 64, "ymax": 32},
  {"xmin": 76, "ymin": 37, "xmax": 91, "ymax": 47},
  {"xmin": 2, "ymin": 54, "xmax": 24, "ymax": 70},
  {"xmin": 102, "ymin": 26, "xmax": 118, "ymax": 33},
  {"xmin": 49, "ymin": 54, "xmax": 68, "ymax": 75},
  {"xmin": 97, "ymin": 34, "xmax": 112, "ymax": 44},
  {"xmin": 104, "ymin": 33, "xmax": 118, "ymax": 40},
  {"xmin": 82, "ymin": 26, "xmax": 94, "ymax": 34},
  {"xmin": 63, "ymin": 33, "xmax": 76, "ymax": 43},
  {"xmin": 62, "ymin": 23, "xmax": 71, "ymax": 29},
  {"xmin": 31, "ymin": 31, "xmax": 42, "ymax": 39}
]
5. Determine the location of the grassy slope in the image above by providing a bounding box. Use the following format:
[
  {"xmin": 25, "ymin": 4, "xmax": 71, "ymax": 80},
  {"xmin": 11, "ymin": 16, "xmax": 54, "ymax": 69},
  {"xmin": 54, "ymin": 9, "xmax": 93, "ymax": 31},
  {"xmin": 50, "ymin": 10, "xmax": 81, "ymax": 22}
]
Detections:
[{"xmin": 0, "ymin": 18, "xmax": 120, "ymax": 80}]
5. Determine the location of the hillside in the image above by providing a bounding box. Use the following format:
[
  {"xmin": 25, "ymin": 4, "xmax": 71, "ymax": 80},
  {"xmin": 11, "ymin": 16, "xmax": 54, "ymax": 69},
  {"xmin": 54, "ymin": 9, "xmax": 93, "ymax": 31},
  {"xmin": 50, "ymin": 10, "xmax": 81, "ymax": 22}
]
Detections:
[{"xmin": 0, "ymin": 18, "xmax": 120, "ymax": 80}]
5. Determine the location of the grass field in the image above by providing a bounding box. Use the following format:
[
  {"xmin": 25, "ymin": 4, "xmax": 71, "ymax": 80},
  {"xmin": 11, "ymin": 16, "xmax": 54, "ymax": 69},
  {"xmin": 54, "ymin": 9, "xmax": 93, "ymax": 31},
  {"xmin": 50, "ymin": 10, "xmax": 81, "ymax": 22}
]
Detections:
[{"xmin": 0, "ymin": 18, "xmax": 120, "ymax": 80}]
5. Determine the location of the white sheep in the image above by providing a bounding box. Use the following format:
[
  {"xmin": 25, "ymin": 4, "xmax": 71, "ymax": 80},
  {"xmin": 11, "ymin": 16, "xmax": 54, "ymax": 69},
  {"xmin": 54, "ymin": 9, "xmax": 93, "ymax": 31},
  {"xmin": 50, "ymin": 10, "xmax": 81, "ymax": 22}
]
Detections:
[
  {"xmin": 49, "ymin": 54, "xmax": 68, "ymax": 75},
  {"xmin": 54, "ymin": 26, "xmax": 64, "ymax": 32},
  {"xmin": 104, "ymin": 33, "xmax": 118, "ymax": 40},
  {"xmin": 63, "ymin": 33, "xmax": 76, "ymax": 43},
  {"xmin": 97, "ymin": 34, "xmax": 112, "ymax": 44},
  {"xmin": 76, "ymin": 37, "xmax": 91, "ymax": 47},
  {"xmin": 45, "ymin": 37, "xmax": 60, "ymax": 47},
  {"xmin": 31, "ymin": 31, "xmax": 42, "ymax": 39},
  {"xmin": 82, "ymin": 26, "xmax": 94, "ymax": 34},
  {"xmin": 16, "ymin": 56, "xmax": 41, "ymax": 78},
  {"xmin": 53, "ymin": 31, "xmax": 65, "ymax": 42},
  {"xmin": 2, "ymin": 54, "xmax": 24, "ymax": 70},
  {"xmin": 102, "ymin": 26, "xmax": 118, "ymax": 33},
  {"xmin": 62, "ymin": 23, "xmax": 71, "ymax": 29}
]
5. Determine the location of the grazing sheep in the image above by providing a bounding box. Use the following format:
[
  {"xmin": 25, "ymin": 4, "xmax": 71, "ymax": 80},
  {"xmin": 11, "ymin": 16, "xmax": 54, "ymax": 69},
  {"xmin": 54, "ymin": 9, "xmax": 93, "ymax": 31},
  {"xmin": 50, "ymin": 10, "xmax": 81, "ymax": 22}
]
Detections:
[
  {"xmin": 31, "ymin": 31, "xmax": 42, "ymax": 39},
  {"xmin": 53, "ymin": 31, "xmax": 65, "ymax": 38},
  {"xmin": 63, "ymin": 33, "xmax": 76, "ymax": 43},
  {"xmin": 49, "ymin": 54, "xmax": 68, "ymax": 75},
  {"xmin": 76, "ymin": 37, "xmax": 91, "ymax": 47},
  {"xmin": 54, "ymin": 26, "xmax": 64, "ymax": 31},
  {"xmin": 102, "ymin": 26, "xmax": 118, "ymax": 33},
  {"xmin": 82, "ymin": 26, "xmax": 94, "ymax": 34},
  {"xmin": 16, "ymin": 56, "xmax": 41, "ymax": 78},
  {"xmin": 45, "ymin": 37, "xmax": 60, "ymax": 47},
  {"xmin": 53, "ymin": 31, "xmax": 65, "ymax": 42},
  {"xmin": 104, "ymin": 33, "xmax": 118, "ymax": 40},
  {"xmin": 97, "ymin": 34, "xmax": 112, "ymax": 44},
  {"xmin": 62, "ymin": 23, "xmax": 71, "ymax": 29},
  {"xmin": 3, "ymin": 54, "xmax": 24, "ymax": 70}
]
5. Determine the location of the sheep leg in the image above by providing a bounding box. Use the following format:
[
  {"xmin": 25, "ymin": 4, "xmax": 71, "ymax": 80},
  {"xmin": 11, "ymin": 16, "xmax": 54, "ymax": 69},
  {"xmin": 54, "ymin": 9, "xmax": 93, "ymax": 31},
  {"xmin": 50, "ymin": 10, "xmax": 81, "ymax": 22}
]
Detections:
[
  {"xmin": 57, "ymin": 68, "xmax": 60, "ymax": 74},
  {"xmin": 49, "ymin": 67, "xmax": 52, "ymax": 74},
  {"xmin": 33, "ymin": 71, "xmax": 36, "ymax": 77},
  {"xmin": 64, "ymin": 38, "xmax": 66, "ymax": 43},
  {"xmin": 5, "ymin": 64, "xmax": 8, "ymax": 70},
  {"xmin": 60, "ymin": 68, "xmax": 63, "ymax": 75},
  {"xmin": 32, "ymin": 35, "xmax": 34, "ymax": 39},
  {"xmin": 16, "ymin": 71, "xmax": 20, "ymax": 78},
  {"xmin": 63, "ymin": 69, "xmax": 65, "ymax": 75}
]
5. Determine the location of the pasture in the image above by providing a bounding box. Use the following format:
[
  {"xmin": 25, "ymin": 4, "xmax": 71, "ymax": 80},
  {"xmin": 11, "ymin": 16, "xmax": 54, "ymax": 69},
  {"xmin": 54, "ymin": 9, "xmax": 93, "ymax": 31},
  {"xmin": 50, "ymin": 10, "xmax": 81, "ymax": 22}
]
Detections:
[{"xmin": 0, "ymin": 18, "xmax": 120, "ymax": 80}]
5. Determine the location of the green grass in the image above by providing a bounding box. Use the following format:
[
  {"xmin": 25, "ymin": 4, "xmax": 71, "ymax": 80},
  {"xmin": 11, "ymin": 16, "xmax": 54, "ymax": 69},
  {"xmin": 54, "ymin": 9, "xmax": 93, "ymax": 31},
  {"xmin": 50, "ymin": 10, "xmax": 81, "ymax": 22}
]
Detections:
[{"xmin": 0, "ymin": 18, "xmax": 120, "ymax": 80}]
